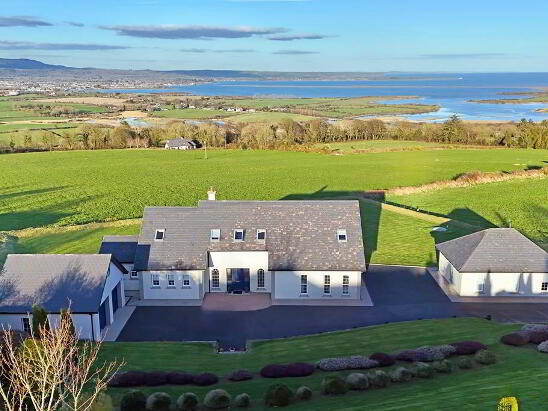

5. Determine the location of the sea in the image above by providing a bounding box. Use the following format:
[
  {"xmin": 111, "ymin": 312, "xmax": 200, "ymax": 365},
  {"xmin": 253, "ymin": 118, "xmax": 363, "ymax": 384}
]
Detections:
[{"xmin": 100, "ymin": 72, "xmax": 548, "ymax": 122}]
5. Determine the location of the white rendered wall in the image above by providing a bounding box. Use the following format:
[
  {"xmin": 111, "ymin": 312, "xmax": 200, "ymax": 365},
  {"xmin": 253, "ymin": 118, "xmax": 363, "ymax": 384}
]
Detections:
[
  {"xmin": 273, "ymin": 271, "xmax": 361, "ymax": 300},
  {"xmin": 208, "ymin": 251, "xmax": 269, "ymax": 293},
  {"xmin": 459, "ymin": 271, "xmax": 548, "ymax": 297},
  {"xmin": 438, "ymin": 253, "xmax": 462, "ymax": 293},
  {"xmin": 101, "ymin": 263, "xmax": 125, "ymax": 324},
  {"xmin": 142, "ymin": 270, "xmax": 204, "ymax": 299},
  {"xmin": 122, "ymin": 263, "xmax": 140, "ymax": 292}
]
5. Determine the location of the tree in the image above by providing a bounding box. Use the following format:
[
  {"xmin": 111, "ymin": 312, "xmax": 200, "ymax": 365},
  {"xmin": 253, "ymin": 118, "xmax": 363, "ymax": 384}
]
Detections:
[
  {"xmin": 31, "ymin": 305, "xmax": 49, "ymax": 338},
  {"xmin": 8, "ymin": 138, "xmax": 15, "ymax": 151},
  {"xmin": 0, "ymin": 309, "xmax": 123, "ymax": 411},
  {"xmin": 60, "ymin": 308, "xmax": 75, "ymax": 338},
  {"xmin": 23, "ymin": 134, "xmax": 32, "ymax": 148}
]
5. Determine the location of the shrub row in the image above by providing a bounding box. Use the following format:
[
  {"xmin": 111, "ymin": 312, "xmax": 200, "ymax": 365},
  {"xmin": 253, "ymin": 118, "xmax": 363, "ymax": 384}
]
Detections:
[
  {"xmin": 109, "ymin": 371, "xmax": 218, "ymax": 388},
  {"xmin": 501, "ymin": 325, "xmax": 548, "ymax": 353},
  {"xmin": 260, "ymin": 362, "xmax": 315, "ymax": 378},
  {"xmin": 316, "ymin": 356, "xmax": 379, "ymax": 371}
]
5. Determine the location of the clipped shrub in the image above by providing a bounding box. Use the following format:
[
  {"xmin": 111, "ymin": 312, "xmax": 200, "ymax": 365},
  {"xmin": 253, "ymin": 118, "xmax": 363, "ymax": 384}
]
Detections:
[
  {"xmin": 204, "ymin": 389, "xmax": 231, "ymax": 409},
  {"xmin": 345, "ymin": 373, "xmax": 369, "ymax": 391},
  {"xmin": 432, "ymin": 360, "xmax": 452, "ymax": 373},
  {"xmin": 475, "ymin": 350, "xmax": 497, "ymax": 365},
  {"xmin": 436, "ymin": 344, "xmax": 457, "ymax": 357},
  {"xmin": 457, "ymin": 356, "xmax": 474, "ymax": 369},
  {"xmin": 450, "ymin": 341, "xmax": 487, "ymax": 355},
  {"xmin": 90, "ymin": 392, "xmax": 114, "ymax": 411},
  {"xmin": 234, "ymin": 393, "xmax": 251, "ymax": 408},
  {"xmin": 414, "ymin": 362, "xmax": 435, "ymax": 378},
  {"xmin": 176, "ymin": 393, "xmax": 199, "ymax": 411},
  {"xmin": 146, "ymin": 392, "xmax": 172, "ymax": 411},
  {"xmin": 321, "ymin": 376, "xmax": 349, "ymax": 395},
  {"xmin": 145, "ymin": 371, "xmax": 169, "ymax": 386},
  {"xmin": 414, "ymin": 346, "xmax": 446, "ymax": 362},
  {"xmin": 264, "ymin": 383, "xmax": 292, "ymax": 407},
  {"xmin": 390, "ymin": 367, "xmax": 414, "ymax": 383},
  {"xmin": 316, "ymin": 356, "xmax": 378, "ymax": 371},
  {"xmin": 295, "ymin": 386, "xmax": 312, "ymax": 401},
  {"xmin": 527, "ymin": 331, "xmax": 548, "ymax": 344},
  {"xmin": 500, "ymin": 332, "xmax": 529, "ymax": 346},
  {"xmin": 369, "ymin": 352, "xmax": 395, "ymax": 367},
  {"xmin": 192, "ymin": 373, "xmax": 219, "ymax": 386},
  {"xmin": 109, "ymin": 371, "xmax": 147, "ymax": 387},
  {"xmin": 260, "ymin": 364, "xmax": 288, "ymax": 378},
  {"xmin": 367, "ymin": 370, "xmax": 390, "ymax": 388},
  {"xmin": 395, "ymin": 349, "xmax": 428, "ymax": 362},
  {"xmin": 227, "ymin": 370, "xmax": 253, "ymax": 382},
  {"xmin": 167, "ymin": 372, "xmax": 194, "ymax": 385},
  {"xmin": 537, "ymin": 341, "xmax": 548, "ymax": 353},
  {"xmin": 286, "ymin": 362, "xmax": 315, "ymax": 377},
  {"xmin": 120, "ymin": 390, "xmax": 146, "ymax": 411},
  {"xmin": 522, "ymin": 324, "xmax": 548, "ymax": 333}
]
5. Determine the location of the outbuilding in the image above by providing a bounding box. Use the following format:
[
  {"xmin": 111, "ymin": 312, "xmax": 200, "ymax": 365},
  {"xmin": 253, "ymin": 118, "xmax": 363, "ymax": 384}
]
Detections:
[
  {"xmin": 164, "ymin": 138, "xmax": 197, "ymax": 150},
  {"xmin": 436, "ymin": 228, "xmax": 548, "ymax": 297}
]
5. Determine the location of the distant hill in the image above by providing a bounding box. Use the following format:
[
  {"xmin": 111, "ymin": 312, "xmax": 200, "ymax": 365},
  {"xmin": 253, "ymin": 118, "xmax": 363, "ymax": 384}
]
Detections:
[{"xmin": 0, "ymin": 58, "xmax": 69, "ymax": 70}]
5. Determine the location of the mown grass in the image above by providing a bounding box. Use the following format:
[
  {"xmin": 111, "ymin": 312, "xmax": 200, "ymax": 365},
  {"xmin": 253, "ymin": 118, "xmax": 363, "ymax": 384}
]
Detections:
[
  {"xmin": 320, "ymin": 140, "xmax": 456, "ymax": 153},
  {"xmin": 0, "ymin": 147, "xmax": 546, "ymax": 231},
  {"xmin": 100, "ymin": 318, "xmax": 548, "ymax": 410}
]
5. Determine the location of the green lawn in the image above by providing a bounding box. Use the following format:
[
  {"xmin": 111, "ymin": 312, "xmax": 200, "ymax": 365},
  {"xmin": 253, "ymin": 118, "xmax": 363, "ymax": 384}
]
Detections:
[
  {"xmin": 320, "ymin": 140, "xmax": 458, "ymax": 153},
  {"xmin": 99, "ymin": 318, "xmax": 548, "ymax": 410},
  {"xmin": 0, "ymin": 148, "xmax": 546, "ymax": 231},
  {"xmin": 388, "ymin": 177, "xmax": 548, "ymax": 246},
  {"xmin": 152, "ymin": 108, "xmax": 238, "ymax": 119}
]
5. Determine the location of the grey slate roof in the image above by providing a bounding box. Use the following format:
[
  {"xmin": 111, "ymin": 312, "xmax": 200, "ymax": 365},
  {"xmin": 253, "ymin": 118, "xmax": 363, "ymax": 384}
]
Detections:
[
  {"xmin": 99, "ymin": 235, "xmax": 138, "ymax": 263},
  {"xmin": 165, "ymin": 138, "xmax": 196, "ymax": 148},
  {"xmin": 135, "ymin": 200, "xmax": 366, "ymax": 272},
  {"xmin": 436, "ymin": 228, "xmax": 547, "ymax": 273},
  {"xmin": 0, "ymin": 254, "xmax": 114, "ymax": 313}
]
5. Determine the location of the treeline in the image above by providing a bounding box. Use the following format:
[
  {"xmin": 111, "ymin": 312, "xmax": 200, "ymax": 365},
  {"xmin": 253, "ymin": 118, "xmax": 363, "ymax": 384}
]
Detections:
[{"xmin": 15, "ymin": 102, "xmax": 98, "ymax": 117}]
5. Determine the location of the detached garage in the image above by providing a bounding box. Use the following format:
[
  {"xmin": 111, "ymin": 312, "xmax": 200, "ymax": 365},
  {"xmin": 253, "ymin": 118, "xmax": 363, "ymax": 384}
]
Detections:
[
  {"xmin": 0, "ymin": 254, "xmax": 126, "ymax": 341},
  {"xmin": 436, "ymin": 228, "xmax": 548, "ymax": 297}
]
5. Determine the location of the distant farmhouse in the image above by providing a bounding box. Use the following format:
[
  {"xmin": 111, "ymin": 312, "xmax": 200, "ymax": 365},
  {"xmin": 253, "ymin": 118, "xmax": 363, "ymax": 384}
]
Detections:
[
  {"xmin": 437, "ymin": 228, "xmax": 548, "ymax": 297},
  {"xmin": 165, "ymin": 137, "xmax": 197, "ymax": 150}
]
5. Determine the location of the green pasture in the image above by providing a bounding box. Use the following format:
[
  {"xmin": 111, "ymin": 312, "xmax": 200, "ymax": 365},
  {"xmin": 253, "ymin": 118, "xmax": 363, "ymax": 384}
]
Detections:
[{"xmin": 152, "ymin": 108, "xmax": 238, "ymax": 119}]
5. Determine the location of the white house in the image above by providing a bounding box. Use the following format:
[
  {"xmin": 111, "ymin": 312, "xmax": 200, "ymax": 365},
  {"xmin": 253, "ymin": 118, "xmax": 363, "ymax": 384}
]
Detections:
[
  {"xmin": 99, "ymin": 191, "xmax": 367, "ymax": 305},
  {"xmin": 164, "ymin": 138, "xmax": 197, "ymax": 150},
  {"xmin": 0, "ymin": 254, "xmax": 126, "ymax": 341},
  {"xmin": 436, "ymin": 228, "xmax": 548, "ymax": 297}
]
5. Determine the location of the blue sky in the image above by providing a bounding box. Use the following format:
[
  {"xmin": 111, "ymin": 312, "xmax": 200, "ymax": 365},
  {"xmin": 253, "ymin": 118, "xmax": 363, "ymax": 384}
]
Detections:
[{"xmin": 1, "ymin": 0, "xmax": 547, "ymax": 72}]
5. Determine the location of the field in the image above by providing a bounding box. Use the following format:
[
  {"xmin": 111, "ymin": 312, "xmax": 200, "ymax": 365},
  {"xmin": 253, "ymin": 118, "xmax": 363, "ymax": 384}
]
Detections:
[
  {"xmin": 98, "ymin": 317, "xmax": 548, "ymax": 409},
  {"xmin": 0, "ymin": 124, "xmax": 79, "ymax": 145},
  {"xmin": 228, "ymin": 112, "xmax": 318, "ymax": 123},
  {"xmin": 320, "ymin": 140, "xmax": 463, "ymax": 153},
  {"xmin": 152, "ymin": 108, "xmax": 239, "ymax": 119}
]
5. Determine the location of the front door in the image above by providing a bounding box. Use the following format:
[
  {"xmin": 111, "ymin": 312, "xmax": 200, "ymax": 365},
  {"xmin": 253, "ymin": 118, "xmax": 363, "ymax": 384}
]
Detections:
[
  {"xmin": 99, "ymin": 301, "xmax": 107, "ymax": 329},
  {"xmin": 111, "ymin": 284, "xmax": 119, "ymax": 314},
  {"xmin": 227, "ymin": 268, "xmax": 250, "ymax": 294}
]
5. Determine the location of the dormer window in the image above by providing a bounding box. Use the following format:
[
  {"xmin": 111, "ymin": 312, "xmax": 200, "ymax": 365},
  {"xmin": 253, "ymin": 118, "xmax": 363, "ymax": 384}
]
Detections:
[
  {"xmin": 155, "ymin": 229, "xmax": 165, "ymax": 241},
  {"xmin": 210, "ymin": 229, "xmax": 220, "ymax": 242},
  {"xmin": 234, "ymin": 229, "xmax": 244, "ymax": 241},
  {"xmin": 257, "ymin": 229, "xmax": 266, "ymax": 242},
  {"xmin": 337, "ymin": 229, "xmax": 347, "ymax": 243}
]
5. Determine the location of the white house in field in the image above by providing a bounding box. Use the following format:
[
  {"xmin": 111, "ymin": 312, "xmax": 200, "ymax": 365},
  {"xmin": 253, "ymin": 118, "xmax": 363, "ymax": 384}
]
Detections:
[
  {"xmin": 164, "ymin": 138, "xmax": 197, "ymax": 150},
  {"xmin": 436, "ymin": 228, "xmax": 548, "ymax": 297},
  {"xmin": 0, "ymin": 254, "xmax": 126, "ymax": 341},
  {"xmin": 99, "ymin": 191, "xmax": 367, "ymax": 304}
]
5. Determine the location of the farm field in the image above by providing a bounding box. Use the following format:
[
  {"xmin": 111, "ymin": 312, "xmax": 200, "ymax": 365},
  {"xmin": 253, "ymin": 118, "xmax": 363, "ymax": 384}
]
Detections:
[
  {"xmin": 0, "ymin": 147, "xmax": 546, "ymax": 231},
  {"xmin": 228, "ymin": 111, "xmax": 317, "ymax": 123},
  {"xmin": 99, "ymin": 317, "xmax": 548, "ymax": 410},
  {"xmin": 152, "ymin": 107, "xmax": 238, "ymax": 119},
  {"xmin": 320, "ymin": 140, "xmax": 464, "ymax": 153},
  {"xmin": 0, "ymin": 124, "xmax": 79, "ymax": 145}
]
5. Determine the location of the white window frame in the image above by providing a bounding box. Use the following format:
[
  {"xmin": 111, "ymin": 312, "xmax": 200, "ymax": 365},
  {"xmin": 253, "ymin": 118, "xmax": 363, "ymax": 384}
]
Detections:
[
  {"xmin": 342, "ymin": 275, "xmax": 350, "ymax": 295},
  {"xmin": 477, "ymin": 282, "xmax": 484, "ymax": 294},
  {"xmin": 210, "ymin": 229, "xmax": 220, "ymax": 242},
  {"xmin": 183, "ymin": 274, "xmax": 191, "ymax": 287},
  {"xmin": 542, "ymin": 282, "xmax": 548, "ymax": 292},
  {"xmin": 21, "ymin": 317, "xmax": 31, "ymax": 334},
  {"xmin": 130, "ymin": 270, "xmax": 138, "ymax": 279},
  {"xmin": 152, "ymin": 274, "xmax": 160, "ymax": 287},
  {"xmin": 167, "ymin": 274, "xmax": 176, "ymax": 288},
  {"xmin": 300, "ymin": 275, "xmax": 308, "ymax": 295},
  {"xmin": 257, "ymin": 229, "xmax": 266, "ymax": 242},
  {"xmin": 337, "ymin": 229, "xmax": 347, "ymax": 243},
  {"xmin": 257, "ymin": 269, "xmax": 265, "ymax": 289},
  {"xmin": 155, "ymin": 229, "xmax": 165, "ymax": 241},
  {"xmin": 211, "ymin": 269, "xmax": 220, "ymax": 289},
  {"xmin": 324, "ymin": 274, "xmax": 331, "ymax": 295},
  {"xmin": 233, "ymin": 229, "xmax": 244, "ymax": 242}
]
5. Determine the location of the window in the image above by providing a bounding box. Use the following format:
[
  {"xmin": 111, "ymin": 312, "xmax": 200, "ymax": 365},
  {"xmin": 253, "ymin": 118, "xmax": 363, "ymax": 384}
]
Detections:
[
  {"xmin": 211, "ymin": 269, "xmax": 220, "ymax": 289},
  {"xmin": 300, "ymin": 275, "xmax": 308, "ymax": 295},
  {"xmin": 152, "ymin": 274, "xmax": 160, "ymax": 287},
  {"xmin": 477, "ymin": 283, "xmax": 484, "ymax": 294},
  {"xmin": 342, "ymin": 275, "xmax": 350, "ymax": 295},
  {"xmin": 542, "ymin": 282, "xmax": 548, "ymax": 292},
  {"xmin": 183, "ymin": 274, "xmax": 191, "ymax": 287},
  {"xmin": 130, "ymin": 270, "xmax": 138, "ymax": 279},
  {"xmin": 257, "ymin": 269, "xmax": 265, "ymax": 288},
  {"xmin": 21, "ymin": 317, "xmax": 31, "ymax": 334},
  {"xmin": 337, "ymin": 229, "xmax": 347, "ymax": 243},
  {"xmin": 234, "ymin": 229, "xmax": 244, "ymax": 241},
  {"xmin": 257, "ymin": 229, "xmax": 266, "ymax": 241},
  {"xmin": 155, "ymin": 229, "xmax": 165, "ymax": 241},
  {"xmin": 210, "ymin": 229, "xmax": 220, "ymax": 242},
  {"xmin": 324, "ymin": 275, "xmax": 331, "ymax": 294},
  {"xmin": 167, "ymin": 274, "xmax": 175, "ymax": 287}
]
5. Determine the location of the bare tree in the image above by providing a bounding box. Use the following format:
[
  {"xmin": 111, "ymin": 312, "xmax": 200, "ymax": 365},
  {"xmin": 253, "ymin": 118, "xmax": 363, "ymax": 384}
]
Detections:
[{"xmin": 0, "ymin": 310, "xmax": 123, "ymax": 411}]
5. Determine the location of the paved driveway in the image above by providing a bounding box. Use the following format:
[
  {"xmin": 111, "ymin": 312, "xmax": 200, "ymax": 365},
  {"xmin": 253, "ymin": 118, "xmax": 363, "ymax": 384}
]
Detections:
[{"xmin": 117, "ymin": 264, "xmax": 548, "ymax": 348}]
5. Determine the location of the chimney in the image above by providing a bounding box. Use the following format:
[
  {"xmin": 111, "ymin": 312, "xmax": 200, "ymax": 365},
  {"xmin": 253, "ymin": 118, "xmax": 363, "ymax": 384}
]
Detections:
[{"xmin": 207, "ymin": 187, "xmax": 216, "ymax": 201}]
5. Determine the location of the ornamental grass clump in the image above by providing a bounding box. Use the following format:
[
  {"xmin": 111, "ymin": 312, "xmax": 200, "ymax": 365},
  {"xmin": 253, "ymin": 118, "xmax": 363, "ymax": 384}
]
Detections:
[
  {"xmin": 345, "ymin": 373, "xmax": 369, "ymax": 391},
  {"xmin": 414, "ymin": 362, "xmax": 435, "ymax": 378},
  {"xmin": 146, "ymin": 392, "xmax": 172, "ymax": 411},
  {"xmin": 432, "ymin": 360, "xmax": 452, "ymax": 373},
  {"xmin": 474, "ymin": 350, "xmax": 497, "ymax": 365},
  {"xmin": 390, "ymin": 367, "xmax": 414, "ymax": 383},
  {"xmin": 264, "ymin": 383, "xmax": 292, "ymax": 407},
  {"xmin": 367, "ymin": 370, "xmax": 390, "ymax": 388},
  {"xmin": 295, "ymin": 386, "xmax": 312, "ymax": 401},
  {"xmin": 234, "ymin": 393, "xmax": 250, "ymax": 408},
  {"xmin": 321, "ymin": 376, "xmax": 349, "ymax": 395},
  {"xmin": 457, "ymin": 357, "xmax": 474, "ymax": 369},
  {"xmin": 175, "ymin": 393, "xmax": 199, "ymax": 411},
  {"xmin": 120, "ymin": 390, "xmax": 146, "ymax": 411},
  {"xmin": 203, "ymin": 389, "xmax": 231, "ymax": 409}
]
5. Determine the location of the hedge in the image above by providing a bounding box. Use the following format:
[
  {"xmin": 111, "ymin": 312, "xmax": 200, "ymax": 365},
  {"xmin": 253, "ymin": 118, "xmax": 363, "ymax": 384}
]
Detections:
[{"xmin": 203, "ymin": 389, "xmax": 231, "ymax": 409}]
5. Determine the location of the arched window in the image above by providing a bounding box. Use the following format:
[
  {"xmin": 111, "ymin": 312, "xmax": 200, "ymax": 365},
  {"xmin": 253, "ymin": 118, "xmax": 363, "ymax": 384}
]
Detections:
[
  {"xmin": 257, "ymin": 269, "xmax": 265, "ymax": 289},
  {"xmin": 211, "ymin": 269, "xmax": 220, "ymax": 289}
]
